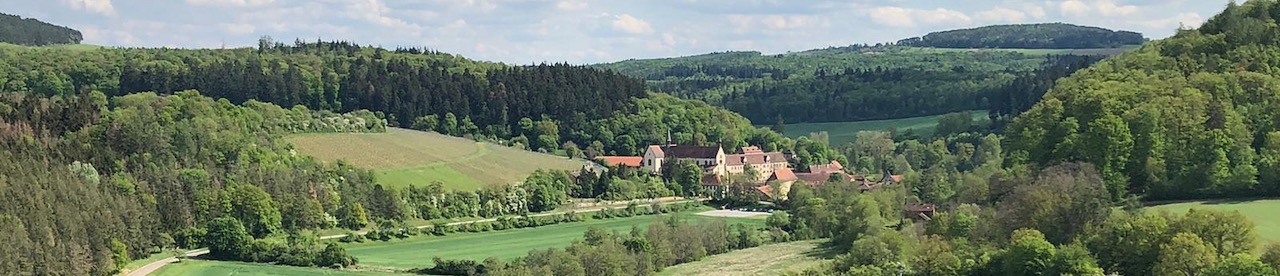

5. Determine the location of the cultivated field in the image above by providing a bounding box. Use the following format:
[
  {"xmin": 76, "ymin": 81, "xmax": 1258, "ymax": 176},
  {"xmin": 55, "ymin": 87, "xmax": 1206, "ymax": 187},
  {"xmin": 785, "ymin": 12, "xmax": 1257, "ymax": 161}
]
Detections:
[
  {"xmin": 779, "ymin": 111, "xmax": 989, "ymax": 146},
  {"xmin": 288, "ymin": 128, "xmax": 586, "ymax": 190},
  {"xmin": 1147, "ymin": 199, "xmax": 1280, "ymax": 246},
  {"xmin": 658, "ymin": 240, "xmax": 834, "ymax": 275},
  {"xmin": 343, "ymin": 212, "xmax": 768, "ymax": 269},
  {"xmin": 151, "ymin": 260, "xmax": 404, "ymax": 276}
]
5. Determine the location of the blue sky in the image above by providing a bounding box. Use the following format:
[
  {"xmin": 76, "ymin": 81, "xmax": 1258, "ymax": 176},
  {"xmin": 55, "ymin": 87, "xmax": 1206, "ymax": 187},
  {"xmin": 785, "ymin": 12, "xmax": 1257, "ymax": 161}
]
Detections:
[{"xmin": 7, "ymin": 0, "xmax": 1232, "ymax": 64}]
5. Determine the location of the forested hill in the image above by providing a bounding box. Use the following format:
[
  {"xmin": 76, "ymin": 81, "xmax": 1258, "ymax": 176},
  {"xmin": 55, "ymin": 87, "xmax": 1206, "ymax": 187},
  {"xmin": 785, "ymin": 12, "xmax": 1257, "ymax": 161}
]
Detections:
[
  {"xmin": 1007, "ymin": 0, "xmax": 1280, "ymax": 201},
  {"xmin": 0, "ymin": 12, "xmax": 82, "ymax": 46},
  {"xmin": 0, "ymin": 39, "xmax": 804, "ymax": 159},
  {"xmin": 593, "ymin": 45, "xmax": 1104, "ymax": 125},
  {"xmin": 897, "ymin": 23, "xmax": 1144, "ymax": 49}
]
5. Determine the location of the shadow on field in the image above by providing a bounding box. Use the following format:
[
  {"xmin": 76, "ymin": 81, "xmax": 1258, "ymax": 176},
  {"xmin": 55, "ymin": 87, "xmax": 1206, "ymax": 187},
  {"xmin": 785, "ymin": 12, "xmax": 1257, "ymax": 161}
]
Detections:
[{"xmin": 806, "ymin": 242, "xmax": 842, "ymax": 259}]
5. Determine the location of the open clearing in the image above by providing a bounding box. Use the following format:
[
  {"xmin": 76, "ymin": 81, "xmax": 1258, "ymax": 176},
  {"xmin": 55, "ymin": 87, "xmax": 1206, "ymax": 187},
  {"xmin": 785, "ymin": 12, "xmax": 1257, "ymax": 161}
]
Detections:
[
  {"xmin": 779, "ymin": 111, "xmax": 989, "ymax": 146},
  {"xmin": 1147, "ymin": 199, "xmax": 1280, "ymax": 246},
  {"xmin": 289, "ymin": 128, "xmax": 586, "ymax": 190},
  {"xmin": 696, "ymin": 209, "xmax": 771, "ymax": 218},
  {"xmin": 658, "ymin": 240, "xmax": 833, "ymax": 276},
  {"xmin": 343, "ymin": 211, "xmax": 767, "ymax": 270},
  {"xmin": 151, "ymin": 260, "xmax": 404, "ymax": 276}
]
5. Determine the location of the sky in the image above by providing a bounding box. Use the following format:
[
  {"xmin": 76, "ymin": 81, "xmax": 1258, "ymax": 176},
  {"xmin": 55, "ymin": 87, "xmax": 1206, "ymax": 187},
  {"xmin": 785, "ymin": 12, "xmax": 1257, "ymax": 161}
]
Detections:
[{"xmin": 6, "ymin": 0, "xmax": 1233, "ymax": 64}]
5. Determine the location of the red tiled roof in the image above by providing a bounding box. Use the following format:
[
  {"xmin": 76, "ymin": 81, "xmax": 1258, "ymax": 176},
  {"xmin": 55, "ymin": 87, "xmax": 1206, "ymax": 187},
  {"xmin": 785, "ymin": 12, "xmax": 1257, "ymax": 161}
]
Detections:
[
  {"xmin": 769, "ymin": 167, "xmax": 798, "ymax": 182},
  {"xmin": 808, "ymin": 160, "xmax": 844, "ymax": 174},
  {"xmin": 891, "ymin": 175, "xmax": 904, "ymax": 183},
  {"xmin": 796, "ymin": 171, "xmax": 856, "ymax": 187},
  {"xmin": 597, "ymin": 156, "xmax": 643, "ymax": 167},
  {"xmin": 740, "ymin": 146, "xmax": 763, "ymax": 154},
  {"xmin": 756, "ymin": 185, "xmax": 774, "ymax": 197},
  {"xmin": 726, "ymin": 152, "xmax": 787, "ymax": 166},
  {"xmin": 647, "ymin": 145, "xmax": 665, "ymax": 158}
]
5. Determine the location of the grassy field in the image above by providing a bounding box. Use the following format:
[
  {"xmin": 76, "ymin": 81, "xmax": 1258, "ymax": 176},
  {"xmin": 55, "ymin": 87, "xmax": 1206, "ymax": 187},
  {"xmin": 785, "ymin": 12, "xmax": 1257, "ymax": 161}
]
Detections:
[
  {"xmin": 343, "ymin": 211, "xmax": 767, "ymax": 270},
  {"xmin": 0, "ymin": 42, "xmax": 107, "ymax": 51},
  {"xmin": 779, "ymin": 111, "xmax": 989, "ymax": 146},
  {"xmin": 659, "ymin": 240, "xmax": 834, "ymax": 276},
  {"xmin": 288, "ymin": 128, "xmax": 586, "ymax": 190},
  {"xmin": 152, "ymin": 260, "xmax": 405, "ymax": 276},
  {"xmin": 1147, "ymin": 199, "xmax": 1280, "ymax": 246}
]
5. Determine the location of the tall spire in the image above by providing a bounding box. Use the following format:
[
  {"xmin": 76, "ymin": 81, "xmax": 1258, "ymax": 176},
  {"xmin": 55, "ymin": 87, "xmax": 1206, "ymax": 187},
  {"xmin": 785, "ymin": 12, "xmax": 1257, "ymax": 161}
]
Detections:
[{"xmin": 667, "ymin": 129, "xmax": 673, "ymax": 146}]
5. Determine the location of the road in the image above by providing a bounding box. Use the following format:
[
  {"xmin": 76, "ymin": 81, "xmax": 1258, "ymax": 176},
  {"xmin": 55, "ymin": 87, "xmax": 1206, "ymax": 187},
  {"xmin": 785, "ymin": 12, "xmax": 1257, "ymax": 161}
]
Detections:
[
  {"xmin": 126, "ymin": 197, "xmax": 699, "ymax": 275},
  {"xmin": 122, "ymin": 249, "xmax": 209, "ymax": 276}
]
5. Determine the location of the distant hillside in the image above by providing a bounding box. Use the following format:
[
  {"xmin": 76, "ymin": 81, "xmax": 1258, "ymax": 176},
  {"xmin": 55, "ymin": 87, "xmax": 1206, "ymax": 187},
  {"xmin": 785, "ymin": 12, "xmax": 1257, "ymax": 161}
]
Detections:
[
  {"xmin": 0, "ymin": 13, "xmax": 82, "ymax": 46},
  {"xmin": 897, "ymin": 23, "xmax": 1143, "ymax": 49},
  {"xmin": 593, "ymin": 45, "xmax": 1104, "ymax": 125}
]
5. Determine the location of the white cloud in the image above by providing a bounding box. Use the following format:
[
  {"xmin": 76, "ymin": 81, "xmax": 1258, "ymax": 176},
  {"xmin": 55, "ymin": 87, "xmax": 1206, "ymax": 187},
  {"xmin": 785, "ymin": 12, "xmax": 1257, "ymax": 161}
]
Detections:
[
  {"xmin": 64, "ymin": 0, "xmax": 115, "ymax": 16},
  {"xmin": 870, "ymin": 7, "xmax": 971, "ymax": 27},
  {"xmin": 1060, "ymin": 0, "xmax": 1091, "ymax": 17},
  {"xmin": 868, "ymin": 7, "xmax": 915, "ymax": 27},
  {"xmin": 974, "ymin": 7, "xmax": 1027, "ymax": 22},
  {"xmin": 1060, "ymin": 0, "xmax": 1139, "ymax": 17},
  {"xmin": 612, "ymin": 14, "xmax": 655, "ymax": 34},
  {"xmin": 555, "ymin": 0, "xmax": 588, "ymax": 11},
  {"xmin": 1095, "ymin": 0, "xmax": 1139, "ymax": 16},
  {"xmin": 727, "ymin": 15, "xmax": 821, "ymax": 32},
  {"xmin": 186, "ymin": 0, "xmax": 276, "ymax": 7},
  {"xmin": 1139, "ymin": 12, "xmax": 1203, "ymax": 29},
  {"xmin": 347, "ymin": 0, "xmax": 417, "ymax": 29},
  {"xmin": 220, "ymin": 23, "xmax": 256, "ymax": 34}
]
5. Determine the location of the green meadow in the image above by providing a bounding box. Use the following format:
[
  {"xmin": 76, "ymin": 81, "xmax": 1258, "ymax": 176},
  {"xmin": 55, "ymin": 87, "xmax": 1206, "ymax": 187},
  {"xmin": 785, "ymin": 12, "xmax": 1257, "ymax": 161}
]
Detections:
[
  {"xmin": 288, "ymin": 128, "xmax": 586, "ymax": 190},
  {"xmin": 343, "ymin": 212, "xmax": 768, "ymax": 270}
]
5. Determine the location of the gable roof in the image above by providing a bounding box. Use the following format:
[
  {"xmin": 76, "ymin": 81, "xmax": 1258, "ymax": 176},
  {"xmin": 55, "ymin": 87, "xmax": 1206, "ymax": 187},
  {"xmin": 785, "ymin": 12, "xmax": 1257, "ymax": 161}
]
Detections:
[
  {"xmin": 808, "ymin": 160, "xmax": 844, "ymax": 174},
  {"xmin": 662, "ymin": 145, "xmax": 721, "ymax": 159},
  {"xmin": 726, "ymin": 152, "xmax": 787, "ymax": 166},
  {"xmin": 769, "ymin": 167, "xmax": 798, "ymax": 182},
  {"xmin": 597, "ymin": 156, "xmax": 643, "ymax": 167},
  {"xmin": 647, "ymin": 145, "xmax": 665, "ymax": 158}
]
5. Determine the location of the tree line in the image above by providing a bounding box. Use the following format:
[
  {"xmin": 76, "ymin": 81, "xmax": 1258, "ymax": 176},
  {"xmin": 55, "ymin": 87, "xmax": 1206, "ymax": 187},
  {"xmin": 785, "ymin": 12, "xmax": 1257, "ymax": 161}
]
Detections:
[
  {"xmin": 0, "ymin": 13, "xmax": 82, "ymax": 46},
  {"xmin": 896, "ymin": 23, "xmax": 1145, "ymax": 49},
  {"xmin": 594, "ymin": 44, "xmax": 1112, "ymax": 125}
]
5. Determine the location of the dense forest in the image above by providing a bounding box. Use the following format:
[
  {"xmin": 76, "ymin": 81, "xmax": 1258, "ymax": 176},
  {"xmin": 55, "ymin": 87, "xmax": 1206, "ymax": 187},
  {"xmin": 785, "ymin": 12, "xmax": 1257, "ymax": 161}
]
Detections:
[
  {"xmin": 0, "ymin": 91, "xmax": 383, "ymax": 274},
  {"xmin": 0, "ymin": 39, "xmax": 771, "ymax": 157},
  {"xmin": 897, "ymin": 23, "xmax": 1145, "ymax": 49},
  {"xmin": 595, "ymin": 43, "xmax": 1112, "ymax": 125},
  {"xmin": 0, "ymin": 13, "xmax": 82, "ymax": 46},
  {"xmin": 1008, "ymin": 0, "xmax": 1280, "ymax": 200}
]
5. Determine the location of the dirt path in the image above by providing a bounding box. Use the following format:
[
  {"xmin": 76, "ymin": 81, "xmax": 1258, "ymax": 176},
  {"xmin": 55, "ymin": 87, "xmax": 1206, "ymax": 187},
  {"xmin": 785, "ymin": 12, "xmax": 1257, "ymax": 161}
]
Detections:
[
  {"xmin": 122, "ymin": 249, "xmax": 209, "ymax": 276},
  {"xmin": 129, "ymin": 197, "xmax": 701, "ymax": 275}
]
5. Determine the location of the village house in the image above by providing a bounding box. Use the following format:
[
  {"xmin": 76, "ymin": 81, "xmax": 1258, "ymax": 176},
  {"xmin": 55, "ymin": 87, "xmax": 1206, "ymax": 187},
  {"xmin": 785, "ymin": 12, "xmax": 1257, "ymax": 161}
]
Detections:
[{"xmin": 724, "ymin": 146, "xmax": 790, "ymax": 182}]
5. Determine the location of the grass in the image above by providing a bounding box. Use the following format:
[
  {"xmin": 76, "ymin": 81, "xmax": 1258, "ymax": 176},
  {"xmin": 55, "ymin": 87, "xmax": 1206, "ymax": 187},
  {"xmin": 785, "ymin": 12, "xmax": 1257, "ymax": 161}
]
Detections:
[
  {"xmin": 778, "ymin": 111, "xmax": 989, "ymax": 146},
  {"xmin": 658, "ymin": 240, "xmax": 834, "ymax": 276},
  {"xmin": 0, "ymin": 42, "xmax": 106, "ymax": 51},
  {"xmin": 1146, "ymin": 199, "xmax": 1280, "ymax": 246},
  {"xmin": 151, "ymin": 260, "xmax": 405, "ymax": 276},
  {"xmin": 288, "ymin": 128, "xmax": 586, "ymax": 190},
  {"xmin": 343, "ymin": 211, "xmax": 767, "ymax": 270}
]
